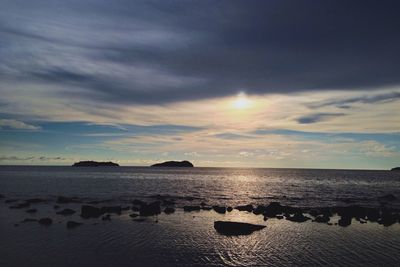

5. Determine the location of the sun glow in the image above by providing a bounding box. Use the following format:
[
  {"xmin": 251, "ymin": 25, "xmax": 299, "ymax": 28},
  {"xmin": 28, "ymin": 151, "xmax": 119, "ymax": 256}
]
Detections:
[{"xmin": 232, "ymin": 92, "xmax": 252, "ymax": 109}]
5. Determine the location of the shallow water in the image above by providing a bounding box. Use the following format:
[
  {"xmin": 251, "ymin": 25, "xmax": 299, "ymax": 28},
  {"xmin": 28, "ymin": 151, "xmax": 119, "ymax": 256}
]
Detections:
[{"xmin": 0, "ymin": 166, "xmax": 399, "ymax": 266}]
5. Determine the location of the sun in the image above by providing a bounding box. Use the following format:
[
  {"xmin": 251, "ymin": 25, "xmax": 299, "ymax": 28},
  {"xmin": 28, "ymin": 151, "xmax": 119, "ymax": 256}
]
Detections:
[{"xmin": 232, "ymin": 92, "xmax": 252, "ymax": 109}]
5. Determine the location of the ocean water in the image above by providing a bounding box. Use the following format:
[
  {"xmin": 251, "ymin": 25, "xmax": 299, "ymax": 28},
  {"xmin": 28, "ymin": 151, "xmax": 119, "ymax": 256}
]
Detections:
[{"xmin": 0, "ymin": 166, "xmax": 399, "ymax": 266}]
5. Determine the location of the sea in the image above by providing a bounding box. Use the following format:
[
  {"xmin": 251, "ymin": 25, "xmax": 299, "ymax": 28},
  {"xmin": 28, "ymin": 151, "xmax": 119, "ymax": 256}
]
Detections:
[{"xmin": 0, "ymin": 166, "xmax": 399, "ymax": 266}]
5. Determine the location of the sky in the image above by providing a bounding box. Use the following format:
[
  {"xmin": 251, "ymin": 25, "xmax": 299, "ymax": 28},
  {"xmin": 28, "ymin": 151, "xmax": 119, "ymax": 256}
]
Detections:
[{"xmin": 0, "ymin": 0, "xmax": 399, "ymax": 169}]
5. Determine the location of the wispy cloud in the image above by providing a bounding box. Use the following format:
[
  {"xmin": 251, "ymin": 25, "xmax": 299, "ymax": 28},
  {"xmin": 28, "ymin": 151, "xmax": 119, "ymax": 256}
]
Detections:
[
  {"xmin": 0, "ymin": 119, "xmax": 40, "ymax": 130},
  {"xmin": 296, "ymin": 113, "xmax": 346, "ymax": 124}
]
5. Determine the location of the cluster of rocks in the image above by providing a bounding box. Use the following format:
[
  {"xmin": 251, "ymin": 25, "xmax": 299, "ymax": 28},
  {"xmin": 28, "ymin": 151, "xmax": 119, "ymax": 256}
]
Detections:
[{"xmin": 3, "ymin": 193, "xmax": 400, "ymax": 231}]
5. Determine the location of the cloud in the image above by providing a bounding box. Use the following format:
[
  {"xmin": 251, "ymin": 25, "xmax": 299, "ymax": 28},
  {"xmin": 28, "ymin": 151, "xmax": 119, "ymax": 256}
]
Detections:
[
  {"xmin": 309, "ymin": 91, "xmax": 400, "ymax": 109},
  {"xmin": 1, "ymin": 1, "xmax": 400, "ymax": 105},
  {"xmin": 0, "ymin": 119, "xmax": 40, "ymax": 130},
  {"xmin": 0, "ymin": 156, "xmax": 69, "ymax": 161},
  {"xmin": 296, "ymin": 113, "xmax": 346, "ymax": 124}
]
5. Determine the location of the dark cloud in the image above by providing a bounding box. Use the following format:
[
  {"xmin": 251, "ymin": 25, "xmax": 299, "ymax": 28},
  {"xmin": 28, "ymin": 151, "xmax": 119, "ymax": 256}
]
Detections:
[
  {"xmin": 1, "ymin": 0, "xmax": 400, "ymax": 104},
  {"xmin": 297, "ymin": 113, "xmax": 346, "ymax": 124},
  {"xmin": 309, "ymin": 91, "xmax": 400, "ymax": 109}
]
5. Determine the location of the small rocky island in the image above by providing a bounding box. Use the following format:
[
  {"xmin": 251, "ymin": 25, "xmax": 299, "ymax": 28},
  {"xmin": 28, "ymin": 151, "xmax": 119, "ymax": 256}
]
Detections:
[
  {"xmin": 151, "ymin": 160, "xmax": 194, "ymax": 167},
  {"xmin": 391, "ymin": 167, "xmax": 400, "ymax": 171},
  {"xmin": 72, "ymin": 161, "xmax": 119, "ymax": 167}
]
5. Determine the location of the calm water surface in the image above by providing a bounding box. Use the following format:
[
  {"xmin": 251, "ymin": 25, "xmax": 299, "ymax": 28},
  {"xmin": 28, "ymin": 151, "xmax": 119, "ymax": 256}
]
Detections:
[{"xmin": 0, "ymin": 166, "xmax": 399, "ymax": 266}]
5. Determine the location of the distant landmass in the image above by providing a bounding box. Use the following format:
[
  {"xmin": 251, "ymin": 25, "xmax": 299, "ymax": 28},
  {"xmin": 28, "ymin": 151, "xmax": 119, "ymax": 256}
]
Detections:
[
  {"xmin": 72, "ymin": 161, "xmax": 119, "ymax": 167},
  {"xmin": 151, "ymin": 160, "xmax": 194, "ymax": 167},
  {"xmin": 391, "ymin": 167, "xmax": 400, "ymax": 171}
]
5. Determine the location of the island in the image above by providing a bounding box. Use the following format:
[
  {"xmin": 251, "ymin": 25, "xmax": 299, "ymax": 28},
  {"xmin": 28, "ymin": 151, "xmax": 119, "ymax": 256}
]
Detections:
[
  {"xmin": 72, "ymin": 161, "xmax": 119, "ymax": 167},
  {"xmin": 151, "ymin": 160, "xmax": 194, "ymax": 167},
  {"xmin": 391, "ymin": 167, "xmax": 400, "ymax": 171}
]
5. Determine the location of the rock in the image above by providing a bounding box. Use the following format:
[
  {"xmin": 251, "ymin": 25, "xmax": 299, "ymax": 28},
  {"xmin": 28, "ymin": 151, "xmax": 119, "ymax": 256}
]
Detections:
[
  {"xmin": 67, "ymin": 221, "xmax": 83, "ymax": 229},
  {"xmin": 101, "ymin": 206, "xmax": 122, "ymax": 215},
  {"xmin": 183, "ymin": 205, "xmax": 201, "ymax": 212},
  {"xmin": 164, "ymin": 207, "xmax": 175, "ymax": 214},
  {"xmin": 390, "ymin": 167, "xmax": 400, "ymax": 171},
  {"xmin": 26, "ymin": 198, "xmax": 46, "ymax": 204},
  {"xmin": 214, "ymin": 221, "xmax": 266, "ymax": 236},
  {"xmin": 338, "ymin": 216, "xmax": 352, "ymax": 227},
  {"xmin": 54, "ymin": 205, "xmax": 60, "ymax": 209},
  {"xmin": 81, "ymin": 205, "xmax": 103, "ymax": 218},
  {"xmin": 227, "ymin": 207, "xmax": 233, "ymax": 212},
  {"xmin": 235, "ymin": 204, "xmax": 253, "ymax": 212},
  {"xmin": 9, "ymin": 202, "xmax": 30, "ymax": 209},
  {"xmin": 366, "ymin": 209, "xmax": 380, "ymax": 222},
  {"xmin": 26, "ymin": 208, "xmax": 37, "ymax": 213},
  {"xmin": 132, "ymin": 218, "xmax": 146, "ymax": 222},
  {"xmin": 263, "ymin": 202, "xmax": 283, "ymax": 218},
  {"xmin": 276, "ymin": 215, "xmax": 284, "ymax": 219},
  {"xmin": 151, "ymin": 160, "xmax": 194, "ymax": 167},
  {"xmin": 72, "ymin": 161, "xmax": 119, "ymax": 167},
  {"xmin": 139, "ymin": 201, "xmax": 161, "ymax": 216},
  {"xmin": 286, "ymin": 212, "xmax": 311, "ymax": 223},
  {"xmin": 213, "ymin": 206, "xmax": 226, "ymax": 214},
  {"xmin": 102, "ymin": 214, "xmax": 111, "ymax": 221},
  {"xmin": 131, "ymin": 206, "xmax": 140, "ymax": 212},
  {"xmin": 57, "ymin": 196, "xmax": 81, "ymax": 204},
  {"xmin": 253, "ymin": 205, "xmax": 266, "ymax": 215},
  {"xmin": 21, "ymin": 218, "xmax": 38, "ymax": 223},
  {"xmin": 201, "ymin": 206, "xmax": 212, "ymax": 211},
  {"xmin": 379, "ymin": 210, "xmax": 397, "ymax": 227},
  {"xmin": 5, "ymin": 199, "xmax": 19, "ymax": 203},
  {"xmin": 0, "ymin": 194, "xmax": 4, "ymax": 198},
  {"xmin": 314, "ymin": 214, "xmax": 330, "ymax": 223},
  {"xmin": 56, "ymin": 208, "xmax": 76, "ymax": 215},
  {"xmin": 121, "ymin": 206, "xmax": 131, "ymax": 211},
  {"xmin": 132, "ymin": 199, "xmax": 145, "ymax": 206},
  {"xmin": 379, "ymin": 194, "xmax": 397, "ymax": 201},
  {"xmin": 129, "ymin": 213, "xmax": 139, "ymax": 218},
  {"xmin": 38, "ymin": 218, "xmax": 53, "ymax": 225}
]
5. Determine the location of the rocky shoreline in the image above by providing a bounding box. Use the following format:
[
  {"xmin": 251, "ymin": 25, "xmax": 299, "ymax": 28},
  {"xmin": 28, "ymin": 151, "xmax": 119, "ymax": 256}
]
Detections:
[{"xmin": 2, "ymin": 193, "xmax": 399, "ymax": 233}]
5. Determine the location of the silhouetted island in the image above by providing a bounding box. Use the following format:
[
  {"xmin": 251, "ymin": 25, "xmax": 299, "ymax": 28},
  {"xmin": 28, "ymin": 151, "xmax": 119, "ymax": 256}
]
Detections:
[
  {"xmin": 72, "ymin": 161, "xmax": 119, "ymax": 167},
  {"xmin": 151, "ymin": 160, "xmax": 194, "ymax": 167},
  {"xmin": 391, "ymin": 167, "xmax": 400, "ymax": 171}
]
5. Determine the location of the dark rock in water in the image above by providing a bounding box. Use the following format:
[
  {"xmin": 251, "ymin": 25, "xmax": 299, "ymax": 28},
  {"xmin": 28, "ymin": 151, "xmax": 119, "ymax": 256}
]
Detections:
[
  {"xmin": 129, "ymin": 213, "xmax": 139, "ymax": 218},
  {"xmin": 9, "ymin": 202, "xmax": 30, "ymax": 209},
  {"xmin": 183, "ymin": 205, "xmax": 201, "ymax": 212},
  {"xmin": 72, "ymin": 161, "xmax": 119, "ymax": 167},
  {"xmin": 132, "ymin": 199, "xmax": 145, "ymax": 206},
  {"xmin": 139, "ymin": 201, "xmax": 161, "ymax": 216},
  {"xmin": 162, "ymin": 199, "xmax": 176, "ymax": 206},
  {"xmin": 201, "ymin": 206, "xmax": 213, "ymax": 211},
  {"xmin": 276, "ymin": 215, "xmax": 284, "ymax": 219},
  {"xmin": 227, "ymin": 207, "xmax": 233, "ymax": 212},
  {"xmin": 21, "ymin": 218, "xmax": 38, "ymax": 223},
  {"xmin": 366, "ymin": 209, "xmax": 380, "ymax": 222},
  {"xmin": 26, "ymin": 208, "xmax": 37, "ymax": 213},
  {"xmin": 102, "ymin": 214, "xmax": 111, "ymax": 221},
  {"xmin": 54, "ymin": 205, "xmax": 60, "ymax": 209},
  {"xmin": 263, "ymin": 202, "xmax": 284, "ymax": 218},
  {"xmin": 151, "ymin": 160, "xmax": 194, "ymax": 167},
  {"xmin": 164, "ymin": 207, "xmax": 175, "ymax": 214},
  {"xmin": 314, "ymin": 214, "xmax": 330, "ymax": 223},
  {"xmin": 101, "ymin": 206, "xmax": 122, "ymax": 215},
  {"xmin": 131, "ymin": 206, "xmax": 140, "ymax": 212},
  {"xmin": 379, "ymin": 210, "xmax": 397, "ymax": 227},
  {"xmin": 253, "ymin": 205, "xmax": 266, "ymax": 215},
  {"xmin": 5, "ymin": 199, "xmax": 18, "ymax": 203},
  {"xmin": 56, "ymin": 208, "xmax": 76, "ymax": 216},
  {"xmin": 390, "ymin": 167, "xmax": 400, "ymax": 171},
  {"xmin": 57, "ymin": 196, "xmax": 81, "ymax": 204},
  {"xmin": 0, "ymin": 194, "xmax": 4, "ymax": 198},
  {"xmin": 214, "ymin": 221, "xmax": 266, "ymax": 236},
  {"xmin": 38, "ymin": 218, "xmax": 53, "ymax": 225},
  {"xmin": 132, "ymin": 218, "xmax": 146, "ymax": 222},
  {"xmin": 286, "ymin": 212, "xmax": 311, "ymax": 223},
  {"xmin": 121, "ymin": 206, "xmax": 131, "ymax": 211},
  {"xmin": 379, "ymin": 194, "xmax": 397, "ymax": 201},
  {"xmin": 213, "ymin": 206, "xmax": 227, "ymax": 214},
  {"xmin": 67, "ymin": 221, "xmax": 83, "ymax": 229},
  {"xmin": 338, "ymin": 216, "xmax": 352, "ymax": 227},
  {"xmin": 26, "ymin": 198, "xmax": 46, "ymax": 204},
  {"xmin": 235, "ymin": 204, "xmax": 253, "ymax": 212},
  {"xmin": 81, "ymin": 205, "xmax": 103, "ymax": 218}
]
